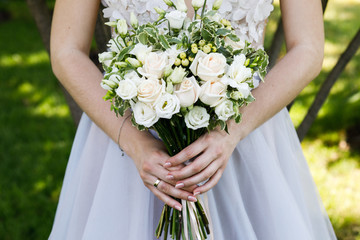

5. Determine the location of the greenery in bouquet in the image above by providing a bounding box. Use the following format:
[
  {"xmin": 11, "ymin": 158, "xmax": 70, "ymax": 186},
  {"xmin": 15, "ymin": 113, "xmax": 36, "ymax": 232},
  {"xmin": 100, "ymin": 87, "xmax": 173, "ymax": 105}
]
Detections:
[{"xmin": 99, "ymin": 0, "xmax": 269, "ymax": 239}]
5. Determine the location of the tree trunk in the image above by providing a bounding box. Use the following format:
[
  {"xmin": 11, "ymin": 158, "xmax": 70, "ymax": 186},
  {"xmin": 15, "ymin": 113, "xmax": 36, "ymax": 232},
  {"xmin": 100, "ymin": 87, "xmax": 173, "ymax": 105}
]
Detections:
[
  {"xmin": 26, "ymin": 0, "xmax": 83, "ymax": 126},
  {"xmin": 296, "ymin": 28, "xmax": 360, "ymax": 141}
]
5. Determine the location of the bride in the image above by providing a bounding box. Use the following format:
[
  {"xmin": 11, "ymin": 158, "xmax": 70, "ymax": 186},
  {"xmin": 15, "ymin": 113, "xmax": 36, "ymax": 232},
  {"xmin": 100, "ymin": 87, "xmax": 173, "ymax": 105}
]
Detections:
[{"xmin": 49, "ymin": 0, "xmax": 337, "ymax": 239}]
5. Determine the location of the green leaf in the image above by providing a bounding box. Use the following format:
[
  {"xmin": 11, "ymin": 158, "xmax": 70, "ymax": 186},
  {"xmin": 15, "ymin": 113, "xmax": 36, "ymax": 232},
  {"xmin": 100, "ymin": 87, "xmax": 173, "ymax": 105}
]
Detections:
[
  {"xmin": 201, "ymin": 28, "xmax": 213, "ymax": 41},
  {"xmin": 235, "ymin": 113, "xmax": 242, "ymax": 123},
  {"xmin": 217, "ymin": 46, "xmax": 231, "ymax": 58},
  {"xmin": 158, "ymin": 35, "xmax": 170, "ymax": 49},
  {"xmin": 116, "ymin": 45, "xmax": 135, "ymax": 62},
  {"xmin": 216, "ymin": 28, "xmax": 231, "ymax": 36},
  {"xmin": 227, "ymin": 33, "xmax": 240, "ymax": 42},
  {"xmin": 137, "ymin": 32, "xmax": 148, "ymax": 45}
]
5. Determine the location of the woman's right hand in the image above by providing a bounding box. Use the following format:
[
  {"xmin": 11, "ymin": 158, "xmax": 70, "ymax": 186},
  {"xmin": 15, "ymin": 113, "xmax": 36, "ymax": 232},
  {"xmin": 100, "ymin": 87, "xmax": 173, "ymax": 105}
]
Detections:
[{"xmin": 121, "ymin": 118, "xmax": 198, "ymax": 211}]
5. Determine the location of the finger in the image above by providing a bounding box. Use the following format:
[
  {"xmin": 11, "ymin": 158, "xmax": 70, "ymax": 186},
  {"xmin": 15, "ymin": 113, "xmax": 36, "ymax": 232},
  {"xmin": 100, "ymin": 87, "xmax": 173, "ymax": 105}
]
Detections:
[
  {"xmin": 150, "ymin": 185, "xmax": 183, "ymax": 211},
  {"xmin": 155, "ymin": 180, "xmax": 198, "ymax": 202},
  {"xmin": 192, "ymin": 169, "xmax": 223, "ymax": 195},
  {"xmin": 174, "ymin": 161, "xmax": 220, "ymax": 188},
  {"xmin": 168, "ymin": 149, "xmax": 216, "ymax": 180},
  {"xmin": 163, "ymin": 136, "xmax": 208, "ymax": 168}
]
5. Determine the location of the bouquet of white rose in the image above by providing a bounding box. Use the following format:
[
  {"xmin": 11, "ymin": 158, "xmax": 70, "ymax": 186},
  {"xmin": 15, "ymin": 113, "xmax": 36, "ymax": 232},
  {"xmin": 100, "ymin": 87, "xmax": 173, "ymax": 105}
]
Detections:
[{"xmin": 99, "ymin": 0, "xmax": 268, "ymax": 239}]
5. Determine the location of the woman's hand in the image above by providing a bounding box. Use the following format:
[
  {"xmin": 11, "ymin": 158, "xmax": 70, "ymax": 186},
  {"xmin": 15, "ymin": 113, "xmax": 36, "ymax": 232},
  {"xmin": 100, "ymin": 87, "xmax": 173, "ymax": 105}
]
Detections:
[
  {"xmin": 121, "ymin": 120, "xmax": 198, "ymax": 211},
  {"xmin": 163, "ymin": 128, "xmax": 240, "ymax": 196}
]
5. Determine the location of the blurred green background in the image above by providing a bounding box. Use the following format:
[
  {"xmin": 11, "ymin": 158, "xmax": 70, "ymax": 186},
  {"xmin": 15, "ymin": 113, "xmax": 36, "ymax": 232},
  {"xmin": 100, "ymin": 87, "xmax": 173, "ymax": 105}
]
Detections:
[{"xmin": 0, "ymin": 0, "xmax": 359, "ymax": 239}]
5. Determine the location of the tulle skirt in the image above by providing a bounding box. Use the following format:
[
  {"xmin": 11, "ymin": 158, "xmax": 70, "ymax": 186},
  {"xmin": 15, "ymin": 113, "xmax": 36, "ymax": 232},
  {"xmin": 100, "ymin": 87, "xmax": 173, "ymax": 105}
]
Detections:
[{"xmin": 49, "ymin": 108, "xmax": 337, "ymax": 240}]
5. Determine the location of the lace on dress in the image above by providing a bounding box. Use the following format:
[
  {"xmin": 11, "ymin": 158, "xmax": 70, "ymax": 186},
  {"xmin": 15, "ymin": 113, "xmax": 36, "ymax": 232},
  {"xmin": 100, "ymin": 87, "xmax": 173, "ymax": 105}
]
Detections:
[{"xmin": 101, "ymin": 0, "xmax": 274, "ymax": 49}]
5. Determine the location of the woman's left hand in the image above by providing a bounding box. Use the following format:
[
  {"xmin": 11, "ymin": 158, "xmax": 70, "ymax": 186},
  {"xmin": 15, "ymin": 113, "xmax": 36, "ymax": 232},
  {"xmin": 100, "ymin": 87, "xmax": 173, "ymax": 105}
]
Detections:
[{"xmin": 163, "ymin": 128, "xmax": 240, "ymax": 195}]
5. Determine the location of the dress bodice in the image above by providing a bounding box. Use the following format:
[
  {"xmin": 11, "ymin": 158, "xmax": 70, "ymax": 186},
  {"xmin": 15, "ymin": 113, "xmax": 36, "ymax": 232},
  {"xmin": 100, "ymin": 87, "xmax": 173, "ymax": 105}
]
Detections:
[{"xmin": 101, "ymin": 0, "xmax": 274, "ymax": 48}]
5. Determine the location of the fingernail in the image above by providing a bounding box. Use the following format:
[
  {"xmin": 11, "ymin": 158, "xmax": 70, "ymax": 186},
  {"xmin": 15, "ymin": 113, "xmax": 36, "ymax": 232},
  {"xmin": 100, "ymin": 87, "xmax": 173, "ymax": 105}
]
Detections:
[
  {"xmin": 194, "ymin": 191, "xmax": 201, "ymax": 196},
  {"xmin": 175, "ymin": 183, "xmax": 184, "ymax": 189},
  {"xmin": 175, "ymin": 205, "xmax": 182, "ymax": 211},
  {"xmin": 188, "ymin": 196, "xmax": 197, "ymax": 202},
  {"xmin": 165, "ymin": 175, "xmax": 174, "ymax": 180},
  {"xmin": 164, "ymin": 162, "xmax": 171, "ymax": 168}
]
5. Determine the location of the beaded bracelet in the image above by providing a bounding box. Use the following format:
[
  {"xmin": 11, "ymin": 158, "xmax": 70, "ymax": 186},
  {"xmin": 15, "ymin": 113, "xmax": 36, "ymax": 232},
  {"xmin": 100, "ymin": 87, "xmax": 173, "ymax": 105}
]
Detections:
[{"xmin": 117, "ymin": 114, "xmax": 131, "ymax": 153}]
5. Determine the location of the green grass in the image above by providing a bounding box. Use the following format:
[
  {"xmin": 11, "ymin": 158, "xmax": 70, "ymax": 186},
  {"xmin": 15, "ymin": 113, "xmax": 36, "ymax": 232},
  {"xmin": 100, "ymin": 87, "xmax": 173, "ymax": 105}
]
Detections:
[{"xmin": 0, "ymin": 0, "xmax": 359, "ymax": 239}]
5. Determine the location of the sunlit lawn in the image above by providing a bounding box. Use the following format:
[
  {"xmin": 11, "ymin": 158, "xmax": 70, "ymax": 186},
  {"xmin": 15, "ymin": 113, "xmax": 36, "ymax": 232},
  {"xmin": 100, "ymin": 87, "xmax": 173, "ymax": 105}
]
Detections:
[
  {"xmin": 267, "ymin": 0, "xmax": 360, "ymax": 239},
  {"xmin": 0, "ymin": 0, "xmax": 359, "ymax": 239}
]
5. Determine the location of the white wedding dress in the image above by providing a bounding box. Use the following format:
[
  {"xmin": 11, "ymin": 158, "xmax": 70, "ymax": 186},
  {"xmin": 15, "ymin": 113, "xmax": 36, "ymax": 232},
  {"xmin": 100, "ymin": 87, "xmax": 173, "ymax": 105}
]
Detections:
[{"xmin": 49, "ymin": 0, "xmax": 338, "ymax": 239}]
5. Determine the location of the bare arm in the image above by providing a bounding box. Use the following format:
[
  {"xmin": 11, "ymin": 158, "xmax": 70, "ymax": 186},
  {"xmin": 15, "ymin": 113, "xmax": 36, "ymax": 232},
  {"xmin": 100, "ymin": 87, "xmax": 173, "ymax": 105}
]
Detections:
[
  {"xmin": 165, "ymin": 0, "xmax": 324, "ymax": 194},
  {"xmin": 51, "ymin": 0, "xmax": 197, "ymax": 210}
]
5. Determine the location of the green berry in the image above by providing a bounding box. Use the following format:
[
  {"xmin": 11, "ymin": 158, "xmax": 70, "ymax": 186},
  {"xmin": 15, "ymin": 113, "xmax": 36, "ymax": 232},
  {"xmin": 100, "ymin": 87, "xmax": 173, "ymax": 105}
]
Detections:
[
  {"xmin": 191, "ymin": 43, "xmax": 197, "ymax": 48},
  {"xmin": 174, "ymin": 58, "xmax": 181, "ymax": 66},
  {"xmin": 212, "ymin": 46, "xmax": 217, "ymax": 52},
  {"xmin": 180, "ymin": 52, "xmax": 187, "ymax": 59},
  {"xmin": 191, "ymin": 46, "xmax": 198, "ymax": 54},
  {"xmin": 203, "ymin": 45, "xmax": 211, "ymax": 54},
  {"xmin": 182, "ymin": 58, "xmax": 190, "ymax": 67},
  {"xmin": 188, "ymin": 56, "xmax": 194, "ymax": 62},
  {"xmin": 198, "ymin": 40, "xmax": 206, "ymax": 47}
]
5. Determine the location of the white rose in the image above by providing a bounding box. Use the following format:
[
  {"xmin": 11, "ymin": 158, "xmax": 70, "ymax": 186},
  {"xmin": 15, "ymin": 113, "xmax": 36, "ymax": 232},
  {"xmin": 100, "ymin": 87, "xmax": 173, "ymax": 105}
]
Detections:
[
  {"xmin": 199, "ymin": 80, "xmax": 227, "ymax": 107},
  {"xmin": 224, "ymin": 36, "xmax": 245, "ymax": 50},
  {"xmin": 137, "ymin": 78, "xmax": 164, "ymax": 105},
  {"xmin": 168, "ymin": 66, "xmax": 187, "ymax": 84},
  {"xmin": 130, "ymin": 43, "xmax": 152, "ymax": 64},
  {"xmin": 155, "ymin": 93, "xmax": 181, "ymax": 119},
  {"xmin": 124, "ymin": 71, "xmax": 143, "ymax": 86},
  {"xmin": 138, "ymin": 52, "xmax": 168, "ymax": 79},
  {"xmin": 189, "ymin": 50, "xmax": 207, "ymax": 76},
  {"xmin": 184, "ymin": 106, "xmax": 210, "ymax": 130},
  {"xmin": 174, "ymin": 76, "xmax": 201, "ymax": 107},
  {"xmin": 192, "ymin": 0, "xmax": 205, "ymax": 10},
  {"xmin": 215, "ymin": 99, "xmax": 235, "ymax": 121},
  {"xmin": 116, "ymin": 80, "xmax": 137, "ymax": 100},
  {"xmin": 197, "ymin": 53, "xmax": 227, "ymax": 82},
  {"xmin": 166, "ymin": 10, "xmax": 187, "ymax": 29},
  {"xmin": 133, "ymin": 102, "xmax": 159, "ymax": 127}
]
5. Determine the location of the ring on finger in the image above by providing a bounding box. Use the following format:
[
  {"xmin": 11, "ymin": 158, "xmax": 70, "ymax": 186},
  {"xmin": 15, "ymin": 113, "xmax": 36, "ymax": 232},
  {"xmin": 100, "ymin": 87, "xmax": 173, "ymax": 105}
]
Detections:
[{"xmin": 153, "ymin": 179, "xmax": 161, "ymax": 188}]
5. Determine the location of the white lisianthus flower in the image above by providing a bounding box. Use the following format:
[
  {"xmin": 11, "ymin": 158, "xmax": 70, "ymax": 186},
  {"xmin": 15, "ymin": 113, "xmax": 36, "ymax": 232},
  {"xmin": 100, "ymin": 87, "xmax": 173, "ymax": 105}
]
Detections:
[
  {"xmin": 223, "ymin": 54, "xmax": 252, "ymax": 89},
  {"xmin": 155, "ymin": 93, "xmax": 181, "ymax": 119},
  {"xmin": 199, "ymin": 80, "xmax": 227, "ymax": 107},
  {"xmin": 208, "ymin": 13, "xmax": 221, "ymax": 22},
  {"xmin": 108, "ymin": 38, "xmax": 124, "ymax": 53},
  {"xmin": 138, "ymin": 52, "xmax": 168, "ymax": 79},
  {"xmin": 212, "ymin": 0, "xmax": 223, "ymax": 10},
  {"xmin": 174, "ymin": 76, "xmax": 201, "ymax": 107},
  {"xmin": 215, "ymin": 99, "xmax": 235, "ymax": 121},
  {"xmin": 130, "ymin": 43, "xmax": 152, "ymax": 64},
  {"xmin": 197, "ymin": 53, "xmax": 227, "ymax": 82},
  {"xmin": 124, "ymin": 71, "xmax": 143, "ymax": 86},
  {"xmin": 166, "ymin": 10, "xmax": 187, "ymax": 29},
  {"xmin": 235, "ymin": 83, "xmax": 251, "ymax": 98},
  {"xmin": 175, "ymin": 0, "xmax": 188, "ymax": 12},
  {"xmin": 133, "ymin": 102, "xmax": 159, "ymax": 128},
  {"xmin": 168, "ymin": 66, "xmax": 187, "ymax": 84},
  {"xmin": 117, "ymin": 19, "xmax": 128, "ymax": 36},
  {"xmin": 224, "ymin": 36, "xmax": 245, "ymax": 50},
  {"xmin": 116, "ymin": 80, "xmax": 137, "ymax": 100},
  {"xmin": 184, "ymin": 106, "xmax": 210, "ymax": 130},
  {"xmin": 101, "ymin": 79, "xmax": 117, "ymax": 89},
  {"xmin": 126, "ymin": 57, "xmax": 141, "ymax": 68},
  {"xmin": 137, "ymin": 78, "xmax": 164, "ymax": 105},
  {"xmin": 130, "ymin": 12, "xmax": 138, "ymax": 29},
  {"xmin": 192, "ymin": 0, "xmax": 205, "ymax": 10},
  {"xmin": 98, "ymin": 52, "xmax": 113, "ymax": 66},
  {"xmin": 108, "ymin": 74, "xmax": 121, "ymax": 84},
  {"xmin": 166, "ymin": 45, "xmax": 183, "ymax": 66}
]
